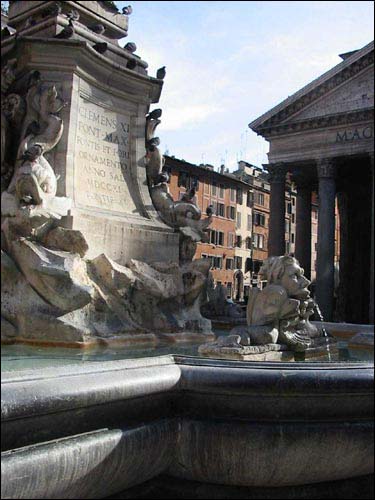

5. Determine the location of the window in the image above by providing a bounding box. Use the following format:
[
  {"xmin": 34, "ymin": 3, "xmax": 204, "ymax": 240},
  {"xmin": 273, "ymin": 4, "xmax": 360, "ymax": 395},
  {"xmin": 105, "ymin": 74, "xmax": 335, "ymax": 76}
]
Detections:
[
  {"xmin": 253, "ymin": 212, "xmax": 266, "ymax": 226},
  {"xmin": 236, "ymin": 212, "xmax": 241, "ymax": 228},
  {"xmin": 218, "ymin": 231, "xmax": 224, "ymax": 246},
  {"xmin": 177, "ymin": 171, "xmax": 199, "ymax": 190},
  {"xmin": 226, "ymin": 282, "xmax": 232, "ymax": 298},
  {"xmin": 235, "ymin": 235, "xmax": 242, "ymax": 248},
  {"xmin": 236, "ymin": 189, "xmax": 243, "ymax": 205},
  {"xmin": 245, "ymin": 258, "xmax": 252, "ymax": 273},
  {"xmin": 287, "ymin": 202, "xmax": 292, "ymax": 214},
  {"xmin": 226, "ymin": 258, "xmax": 234, "ymax": 270},
  {"xmin": 291, "ymin": 213, "xmax": 295, "ymax": 224},
  {"xmin": 212, "ymin": 182, "xmax": 217, "ymax": 196},
  {"xmin": 219, "ymin": 184, "xmax": 225, "ymax": 198},
  {"xmin": 253, "ymin": 233, "xmax": 264, "ymax": 249},
  {"xmin": 217, "ymin": 203, "xmax": 225, "ymax": 217},
  {"xmin": 291, "ymin": 233, "xmax": 295, "ymax": 244},
  {"xmin": 235, "ymin": 256, "xmax": 243, "ymax": 270},
  {"xmin": 208, "ymin": 255, "xmax": 220, "ymax": 268},
  {"xmin": 285, "ymin": 220, "xmax": 290, "ymax": 233},
  {"xmin": 201, "ymin": 253, "xmax": 208, "ymax": 259},
  {"xmin": 210, "ymin": 230, "xmax": 224, "ymax": 246},
  {"xmin": 178, "ymin": 171, "xmax": 189, "ymax": 188},
  {"xmin": 245, "ymin": 237, "xmax": 252, "ymax": 249},
  {"xmin": 230, "ymin": 188, "xmax": 236, "ymax": 202},
  {"xmin": 228, "ymin": 232, "xmax": 235, "ymax": 247},
  {"xmin": 292, "ymin": 197, "xmax": 295, "ymax": 206},
  {"xmin": 254, "ymin": 192, "xmax": 265, "ymax": 206},
  {"xmin": 226, "ymin": 206, "xmax": 236, "ymax": 220},
  {"xmin": 247, "ymin": 191, "xmax": 253, "ymax": 207},
  {"xmin": 204, "ymin": 182, "xmax": 210, "ymax": 194},
  {"xmin": 210, "ymin": 255, "xmax": 223, "ymax": 269},
  {"xmin": 247, "ymin": 215, "xmax": 252, "ymax": 231},
  {"xmin": 212, "ymin": 201, "xmax": 218, "ymax": 216}
]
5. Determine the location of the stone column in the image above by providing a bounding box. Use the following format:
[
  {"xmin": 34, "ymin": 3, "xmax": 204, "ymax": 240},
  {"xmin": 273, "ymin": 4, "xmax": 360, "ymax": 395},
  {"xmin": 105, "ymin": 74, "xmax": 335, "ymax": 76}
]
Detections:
[
  {"xmin": 315, "ymin": 159, "xmax": 336, "ymax": 321},
  {"xmin": 267, "ymin": 163, "xmax": 287, "ymax": 257},
  {"xmin": 295, "ymin": 179, "xmax": 312, "ymax": 280},
  {"xmin": 369, "ymin": 152, "xmax": 374, "ymax": 324}
]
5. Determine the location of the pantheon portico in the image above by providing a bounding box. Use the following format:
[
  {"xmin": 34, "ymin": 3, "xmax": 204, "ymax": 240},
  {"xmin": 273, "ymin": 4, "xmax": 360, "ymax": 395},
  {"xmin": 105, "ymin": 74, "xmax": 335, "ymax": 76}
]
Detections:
[{"xmin": 249, "ymin": 41, "xmax": 374, "ymax": 324}]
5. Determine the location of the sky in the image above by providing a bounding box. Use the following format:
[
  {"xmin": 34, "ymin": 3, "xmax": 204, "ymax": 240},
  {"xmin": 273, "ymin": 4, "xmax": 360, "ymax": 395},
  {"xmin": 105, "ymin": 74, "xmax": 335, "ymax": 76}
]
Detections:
[
  {"xmin": 4, "ymin": 1, "xmax": 372, "ymax": 170},
  {"xmin": 114, "ymin": 1, "xmax": 374, "ymax": 171}
]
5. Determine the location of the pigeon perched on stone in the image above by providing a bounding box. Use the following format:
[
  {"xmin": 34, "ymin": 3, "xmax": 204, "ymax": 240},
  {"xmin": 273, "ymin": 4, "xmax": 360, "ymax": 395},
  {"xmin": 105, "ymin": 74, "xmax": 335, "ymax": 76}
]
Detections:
[
  {"xmin": 55, "ymin": 23, "xmax": 75, "ymax": 39},
  {"xmin": 157, "ymin": 171, "xmax": 169, "ymax": 184},
  {"xmin": 89, "ymin": 23, "xmax": 105, "ymax": 35},
  {"xmin": 67, "ymin": 10, "xmax": 80, "ymax": 21},
  {"xmin": 55, "ymin": 14, "xmax": 76, "ymax": 39},
  {"xmin": 181, "ymin": 187, "xmax": 196, "ymax": 202},
  {"xmin": 147, "ymin": 137, "xmax": 160, "ymax": 150},
  {"xmin": 147, "ymin": 109, "xmax": 162, "ymax": 120},
  {"xmin": 42, "ymin": 2, "xmax": 62, "ymax": 17},
  {"xmin": 206, "ymin": 205, "xmax": 214, "ymax": 217},
  {"xmin": 22, "ymin": 145, "xmax": 44, "ymax": 162},
  {"xmin": 126, "ymin": 59, "xmax": 137, "ymax": 70},
  {"xmin": 124, "ymin": 42, "xmax": 137, "ymax": 53},
  {"xmin": 93, "ymin": 42, "xmax": 108, "ymax": 54},
  {"xmin": 122, "ymin": 5, "xmax": 133, "ymax": 15},
  {"xmin": 156, "ymin": 66, "xmax": 166, "ymax": 80}
]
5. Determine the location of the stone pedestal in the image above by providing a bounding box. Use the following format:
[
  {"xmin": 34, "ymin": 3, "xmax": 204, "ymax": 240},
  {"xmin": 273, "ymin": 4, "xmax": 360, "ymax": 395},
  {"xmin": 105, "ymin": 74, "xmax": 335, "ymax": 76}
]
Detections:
[{"xmin": 4, "ymin": 1, "xmax": 179, "ymax": 266}]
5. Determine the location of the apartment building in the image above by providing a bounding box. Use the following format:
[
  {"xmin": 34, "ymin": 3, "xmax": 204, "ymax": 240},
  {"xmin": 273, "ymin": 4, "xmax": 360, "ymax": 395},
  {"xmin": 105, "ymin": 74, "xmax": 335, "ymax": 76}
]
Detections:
[{"xmin": 164, "ymin": 156, "xmax": 251, "ymax": 299}]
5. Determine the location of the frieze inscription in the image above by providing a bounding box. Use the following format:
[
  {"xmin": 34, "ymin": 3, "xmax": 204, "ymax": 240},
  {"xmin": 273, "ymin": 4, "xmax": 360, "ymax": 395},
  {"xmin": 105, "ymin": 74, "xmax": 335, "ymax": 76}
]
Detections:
[
  {"xmin": 335, "ymin": 126, "xmax": 373, "ymax": 143},
  {"xmin": 74, "ymin": 98, "xmax": 136, "ymax": 213}
]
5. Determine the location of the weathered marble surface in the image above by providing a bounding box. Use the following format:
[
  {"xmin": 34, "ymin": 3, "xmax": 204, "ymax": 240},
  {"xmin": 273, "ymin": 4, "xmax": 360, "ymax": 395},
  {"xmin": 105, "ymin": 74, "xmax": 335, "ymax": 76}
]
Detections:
[
  {"xmin": 201, "ymin": 275, "xmax": 245, "ymax": 320},
  {"xmin": 1, "ymin": 2, "xmax": 216, "ymax": 346},
  {"xmin": 1, "ymin": 356, "xmax": 373, "ymax": 498},
  {"xmin": 0, "ymin": 62, "xmax": 213, "ymax": 346}
]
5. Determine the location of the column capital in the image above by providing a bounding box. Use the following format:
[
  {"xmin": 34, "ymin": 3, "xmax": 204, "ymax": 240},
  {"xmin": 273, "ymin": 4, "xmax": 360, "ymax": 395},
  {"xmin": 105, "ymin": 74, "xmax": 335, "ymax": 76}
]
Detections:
[
  {"xmin": 291, "ymin": 170, "xmax": 312, "ymax": 190},
  {"xmin": 266, "ymin": 162, "xmax": 287, "ymax": 183},
  {"xmin": 316, "ymin": 158, "xmax": 336, "ymax": 179}
]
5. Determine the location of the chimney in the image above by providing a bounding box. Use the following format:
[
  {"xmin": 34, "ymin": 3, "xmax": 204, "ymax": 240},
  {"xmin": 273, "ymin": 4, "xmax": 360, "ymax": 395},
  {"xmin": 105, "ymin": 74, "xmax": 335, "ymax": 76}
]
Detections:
[{"xmin": 220, "ymin": 164, "xmax": 225, "ymax": 174}]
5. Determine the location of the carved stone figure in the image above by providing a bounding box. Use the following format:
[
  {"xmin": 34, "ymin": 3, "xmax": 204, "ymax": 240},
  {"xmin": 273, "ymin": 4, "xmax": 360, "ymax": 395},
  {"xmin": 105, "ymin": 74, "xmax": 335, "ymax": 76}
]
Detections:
[
  {"xmin": 1, "ymin": 59, "xmax": 20, "ymax": 191},
  {"xmin": 145, "ymin": 108, "xmax": 212, "ymax": 263},
  {"xmin": 201, "ymin": 274, "xmax": 244, "ymax": 319},
  {"xmin": 245, "ymin": 255, "xmax": 318, "ymax": 349},
  {"xmin": 1, "ymin": 4, "xmax": 214, "ymax": 347},
  {"xmin": 199, "ymin": 256, "xmax": 336, "ymax": 360}
]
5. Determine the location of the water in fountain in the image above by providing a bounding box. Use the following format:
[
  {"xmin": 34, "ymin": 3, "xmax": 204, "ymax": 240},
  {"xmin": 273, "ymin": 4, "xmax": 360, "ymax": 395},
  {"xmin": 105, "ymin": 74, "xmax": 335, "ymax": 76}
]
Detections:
[{"xmin": 314, "ymin": 303, "xmax": 332, "ymax": 362}]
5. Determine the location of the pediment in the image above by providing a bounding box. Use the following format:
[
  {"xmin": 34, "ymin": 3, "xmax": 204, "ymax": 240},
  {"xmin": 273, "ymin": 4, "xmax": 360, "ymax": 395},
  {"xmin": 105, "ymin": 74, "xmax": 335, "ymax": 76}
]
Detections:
[
  {"xmin": 249, "ymin": 41, "xmax": 374, "ymax": 136},
  {"xmin": 284, "ymin": 67, "xmax": 374, "ymax": 123}
]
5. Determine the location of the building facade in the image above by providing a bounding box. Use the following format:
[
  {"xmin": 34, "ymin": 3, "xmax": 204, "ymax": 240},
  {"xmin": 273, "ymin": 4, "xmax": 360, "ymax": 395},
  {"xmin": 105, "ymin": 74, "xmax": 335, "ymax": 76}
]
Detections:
[
  {"xmin": 164, "ymin": 156, "xmax": 251, "ymax": 300},
  {"xmin": 249, "ymin": 41, "xmax": 374, "ymax": 323}
]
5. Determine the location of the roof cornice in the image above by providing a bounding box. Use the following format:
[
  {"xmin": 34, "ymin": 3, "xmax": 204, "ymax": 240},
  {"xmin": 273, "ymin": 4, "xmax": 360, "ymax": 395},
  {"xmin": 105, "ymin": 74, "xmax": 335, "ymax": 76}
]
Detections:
[{"xmin": 259, "ymin": 108, "xmax": 374, "ymax": 138}]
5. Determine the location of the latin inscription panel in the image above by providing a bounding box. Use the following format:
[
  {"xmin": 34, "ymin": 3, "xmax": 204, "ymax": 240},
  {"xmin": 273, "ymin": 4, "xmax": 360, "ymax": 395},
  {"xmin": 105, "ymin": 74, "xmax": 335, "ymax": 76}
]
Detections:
[{"xmin": 74, "ymin": 97, "xmax": 136, "ymax": 214}]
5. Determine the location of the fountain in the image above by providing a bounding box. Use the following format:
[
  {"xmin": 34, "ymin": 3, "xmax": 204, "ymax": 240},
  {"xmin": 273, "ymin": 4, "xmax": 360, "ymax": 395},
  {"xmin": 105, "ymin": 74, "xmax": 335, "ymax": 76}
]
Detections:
[{"xmin": 1, "ymin": 2, "xmax": 373, "ymax": 499}]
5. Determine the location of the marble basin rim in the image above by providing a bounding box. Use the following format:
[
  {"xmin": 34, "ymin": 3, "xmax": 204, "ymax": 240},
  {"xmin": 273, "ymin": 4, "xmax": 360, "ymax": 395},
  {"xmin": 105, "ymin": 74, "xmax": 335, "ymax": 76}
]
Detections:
[{"xmin": 1, "ymin": 353, "xmax": 373, "ymax": 499}]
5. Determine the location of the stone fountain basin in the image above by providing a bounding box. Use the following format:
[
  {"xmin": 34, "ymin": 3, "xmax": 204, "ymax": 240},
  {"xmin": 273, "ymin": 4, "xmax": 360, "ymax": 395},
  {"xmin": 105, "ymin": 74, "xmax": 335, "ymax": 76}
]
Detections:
[{"xmin": 1, "ymin": 355, "xmax": 373, "ymax": 499}]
